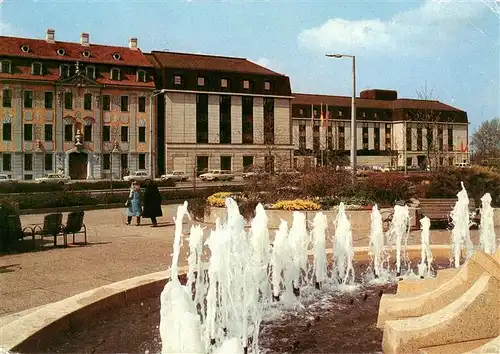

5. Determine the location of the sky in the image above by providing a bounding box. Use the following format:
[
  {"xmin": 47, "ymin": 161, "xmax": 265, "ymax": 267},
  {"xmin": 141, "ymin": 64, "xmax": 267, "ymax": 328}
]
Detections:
[{"xmin": 1, "ymin": 0, "xmax": 498, "ymax": 130}]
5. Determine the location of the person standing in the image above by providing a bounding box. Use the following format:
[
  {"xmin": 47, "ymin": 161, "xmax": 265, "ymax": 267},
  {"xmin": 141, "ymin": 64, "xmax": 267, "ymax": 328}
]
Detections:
[
  {"xmin": 142, "ymin": 180, "xmax": 163, "ymax": 227},
  {"xmin": 125, "ymin": 181, "xmax": 142, "ymax": 226}
]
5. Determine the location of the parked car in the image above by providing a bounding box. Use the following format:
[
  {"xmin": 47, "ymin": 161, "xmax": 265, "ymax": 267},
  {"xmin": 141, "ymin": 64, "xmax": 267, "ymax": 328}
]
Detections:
[
  {"xmin": 0, "ymin": 174, "xmax": 17, "ymax": 183},
  {"xmin": 199, "ymin": 170, "xmax": 234, "ymax": 181},
  {"xmin": 161, "ymin": 171, "xmax": 189, "ymax": 182},
  {"xmin": 123, "ymin": 171, "xmax": 152, "ymax": 183},
  {"xmin": 35, "ymin": 173, "xmax": 71, "ymax": 185}
]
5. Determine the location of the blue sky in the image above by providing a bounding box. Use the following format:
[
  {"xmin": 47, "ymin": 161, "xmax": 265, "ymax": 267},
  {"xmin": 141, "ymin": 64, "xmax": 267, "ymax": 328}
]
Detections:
[{"xmin": 1, "ymin": 0, "xmax": 498, "ymax": 129}]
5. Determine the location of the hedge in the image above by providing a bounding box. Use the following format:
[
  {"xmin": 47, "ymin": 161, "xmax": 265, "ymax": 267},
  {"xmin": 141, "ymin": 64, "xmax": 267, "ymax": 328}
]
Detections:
[
  {"xmin": 0, "ymin": 185, "xmax": 244, "ymax": 210},
  {"xmin": 0, "ymin": 179, "xmax": 176, "ymax": 194}
]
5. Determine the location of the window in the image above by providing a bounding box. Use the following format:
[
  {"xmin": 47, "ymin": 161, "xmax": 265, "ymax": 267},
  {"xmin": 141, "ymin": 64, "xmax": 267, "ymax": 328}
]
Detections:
[
  {"xmin": 103, "ymin": 154, "xmax": 111, "ymax": 170},
  {"xmin": 220, "ymin": 95, "xmax": 231, "ymax": 144},
  {"xmin": 120, "ymin": 96, "xmax": 128, "ymax": 112},
  {"xmin": 103, "ymin": 95, "xmax": 111, "ymax": 111},
  {"xmin": 84, "ymin": 93, "xmax": 92, "ymax": 110},
  {"xmin": 2, "ymin": 89, "xmax": 12, "ymax": 107},
  {"xmin": 406, "ymin": 126, "xmax": 412, "ymax": 150},
  {"xmin": 264, "ymin": 97, "xmax": 274, "ymax": 145},
  {"xmin": 417, "ymin": 126, "xmax": 423, "ymax": 151},
  {"xmin": 197, "ymin": 77, "xmax": 205, "ymax": 86},
  {"xmin": 362, "ymin": 126, "xmax": 369, "ymax": 150},
  {"xmin": 24, "ymin": 154, "xmax": 33, "ymax": 171},
  {"xmin": 121, "ymin": 126, "xmax": 129, "ymax": 142},
  {"xmin": 138, "ymin": 126, "xmax": 146, "ymax": 142},
  {"xmin": 174, "ymin": 75, "xmax": 182, "ymax": 85},
  {"xmin": 221, "ymin": 78, "xmax": 228, "ymax": 88},
  {"xmin": 264, "ymin": 81, "xmax": 271, "ymax": 90},
  {"xmin": 2, "ymin": 153, "xmax": 11, "ymax": 171},
  {"xmin": 138, "ymin": 96, "xmax": 146, "ymax": 113},
  {"xmin": 64, "ymin": 124, "xmax": 73, "ymax": 141},
  {"xmin": 103, "ymin": 125, "xmax": 111, "ymax": 141},
  {"xmin": 221, "ymin": 156, "xmax": 232, "ymax": 171},
  {"xmin": 243, "ymin": 80, "xmax": 250, "ymax": 89},
  {"xmin": 242, "ymin": 96, "xmax": 253, "ymax": 144},
  {"xmin": 44, "ymin": 92, "xmax": 53, "ymax": 109},
  {"xmin": 196, "ymin": 94, "xmax": 208, "ymax": 143},
  {"xmin": 338, "ymin": 110, "xmax": 343, "ymax": 117},
  {"xmin": 60, "ymin": 64, "xmax": 70, "ymax": 78},
  {"xmin": 24, "ymin": 90, "xmax": 33, "ymax": 108},
  {"xmin": 120, "ymin": 154, "xmax": 128, "ymax": 169},
  {"xmin": 24, "ymin": 124, "xmax": 33, "ymax": 141},
  {"xmin": 339, "ymin": 127, "xmax": 345, "ymax": 150},
  {"xmin": 374, "ymin": 126, "xmax": 380, "ymax": 151},
  {"xmin": 1, "ymin": 60, "xmax": 11, "ymax": 73},
  {"xmin": 2, "ymin": 123, "xmax": 12, "ymax": 140},
  {"xmin": 84, "ymin": 125, "xmax": 92, "ymax": 142},
  {"xmin": 197, "ymin": 156, "xmax": 209, "ymax": 173},
  {"xmin": 44, "ymin": 153, "xmax": 53, "ymax": 171},
  {"xmin": 448, "ymin": 126, "xmax": 453, "ymax": 151},
  {"xmin": 86, "ymin": 66, "xmax": 95, "ymax": 79},
  {"xmin": 44, "ymin": 124, "xmax": 53, "ymax": 141},
  {"xmin": 110, "ymin": 68, "xmax": 120, "ymax": 80},
  {"xmin": 31, "ymin": 62, "xmax": 42, "ymax": 75},
  {"xmin": 137, "ymin": 70, "xmax": 146, "ymax": 82},
  {"xmin": 64, "ymin": 91, "xmax": 73, "ymax": 109},
  {"xmin": 243, "ymin": 156, "xmax": 254, "ymax": 170},
  {"xmin": 299, "ymin": 109, "xmax": 303, "ymax": 116},
  {"xmin": 138, "ymin": 154, "xmax": 146, "ymax": 170}
]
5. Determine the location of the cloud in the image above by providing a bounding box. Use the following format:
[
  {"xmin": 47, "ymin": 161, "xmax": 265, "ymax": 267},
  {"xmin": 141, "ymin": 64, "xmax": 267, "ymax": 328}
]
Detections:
[
  {"xmin": 251, "ymin": 57, "xmax": 284, "ymax": 74},
  {"xmin": 297, "ymin": 0, "xmax": 493, "ymax": 56},
  {"xmin": 254, "ymin": 57, "xmax": 271, "ymax": 68}
]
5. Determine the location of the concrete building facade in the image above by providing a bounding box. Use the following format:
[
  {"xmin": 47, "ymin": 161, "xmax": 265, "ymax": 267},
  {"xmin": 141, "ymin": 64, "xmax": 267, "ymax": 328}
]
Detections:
[
  {"xmin": 292, "ymin": 90, "xmax": 469, "ymax": 169},
  {"xmin": 0, "ymin": 30, "xmax": 155, "ymax": 180},
  {"xmin": 147, "ymin": 51, "xmax": 294, "ymax": 175}
]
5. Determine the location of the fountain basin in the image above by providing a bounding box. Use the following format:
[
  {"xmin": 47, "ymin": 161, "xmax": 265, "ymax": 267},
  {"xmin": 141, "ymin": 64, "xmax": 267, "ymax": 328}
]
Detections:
[{"xmin": 0, "ymin": 246, "xmax": 460, "ymax": 353}]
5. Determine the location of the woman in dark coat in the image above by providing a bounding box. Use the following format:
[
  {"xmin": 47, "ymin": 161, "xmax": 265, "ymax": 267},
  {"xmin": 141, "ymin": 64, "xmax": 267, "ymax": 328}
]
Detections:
[{"xmin": 142, "ymin": 181, "xmax": 163, "ymax": 227}]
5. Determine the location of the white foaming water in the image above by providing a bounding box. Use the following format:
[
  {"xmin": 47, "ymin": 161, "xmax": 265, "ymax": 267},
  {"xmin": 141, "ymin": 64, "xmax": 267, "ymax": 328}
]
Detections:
[
  {"xmin": 479, "ymin": 193, "xmax": 497, "ymax": 255},
  {"xmin": 450, "ymin": 182, "xmax": 473, "ymax": 268},
  {"xmin": 312, "ymin": 212, "xmax": 328, "ymax": 286},
  {"xmin": 187, "ymin": 225, "xmax": 207, "ymax": 323},
  {"xmin": 332, "ymin": 202, "xmax": 355, "ymax": 284},
  {"xmin": 250, "ymin": 204, "xmax": 271, "ymax": 300},
  {"xmin": 288, "ymin": 211, "xmax": 310, "ymax": 291},
  {"xmin": 387, "ymin": 205, "xmax": 410, "ymax": 276},
  {"xmin": 417, "ymin": 217, "xmax": 433, "ymax": 277},
  {"xmin": 369, "ymin": 205, "xmax": 386, "ymax": 278}
]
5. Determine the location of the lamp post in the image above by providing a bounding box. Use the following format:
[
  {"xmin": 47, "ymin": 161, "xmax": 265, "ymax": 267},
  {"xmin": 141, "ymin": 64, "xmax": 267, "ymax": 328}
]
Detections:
[
  {"xmin": 326, "ymin": 53, "xmax": 357, "ymax": 178},
  {"xmin": 149, "ymin": 89, "xmax": 167, "ymax": 180}
]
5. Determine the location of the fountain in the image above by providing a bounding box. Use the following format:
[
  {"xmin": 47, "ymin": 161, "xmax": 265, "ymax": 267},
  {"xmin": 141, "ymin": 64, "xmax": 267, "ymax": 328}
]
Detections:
[
  {"xmin": 450, "ymin": 182, "xmax": 473, "ymax": 268},
  {"xmin": 288, "ymin": 211, "xmax": 310, "ymax": 293},
  {"xmin": 417, "ymin": 216, "xmax": 433, "ymax": 278},
  {"xmin": 386, "ymin": 204, "xmax": 410, "ymax": 277},
  {"xmin": 369, "ymin": 204, "xmax": 386, "ymax": 279},
  {"xmin": 311, "ymin": 212, "xmax": 328, "ymax": 288},
  {"xmin": 332, "ymin": 202, "xmax": 355, "ymax": 284},
  {"xmin": 479, "ymin": 193, "xmax": 497, "ymax": 255}
]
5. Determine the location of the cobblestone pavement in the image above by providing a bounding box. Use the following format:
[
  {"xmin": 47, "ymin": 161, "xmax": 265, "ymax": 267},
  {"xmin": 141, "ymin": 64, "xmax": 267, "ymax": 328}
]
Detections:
[{"xmin": 0, "ymin": 205, "xmax": 496, "ymax": 317}]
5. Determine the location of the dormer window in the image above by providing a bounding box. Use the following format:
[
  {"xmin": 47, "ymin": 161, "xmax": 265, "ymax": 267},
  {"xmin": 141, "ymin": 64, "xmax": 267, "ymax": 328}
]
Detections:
[
  {"xmin": 264, "ymin": 81, "xmax": 271, "ymax": 90},
  {"xmin": 362, "ymin": 112, "xmax": 366, "ymax": 118},
  {"xmin": 221, "ymin": 78, "xmax": 228, "ymax": 88},
  {"xmin": 174, "ymin": 75, "xmax": 182, "ymax": 86},
  {"xmin": 197, "ymin": 77, "xmax": 205, "ymax": 86},
  {"xmin": 137, "ymin": 70, "xmax": 146, "ymax": 82},
  {"xmin": 60, "ymin": 64, "xmax": 70, "ymax": 78},
  {"xmin": 21, "ymin": 45, "xmax": 30, "ymax": 53},
  {"xmin": 56, "ymin": 48, "xmax": 66, "ymax": 56},
  {"xmin": 86, "ymin": 66, "xmax": 95, "ymax": 79},
  {"xmin": 243, "ymin": 80, "xmax": 250, "ymax": 89},
  {"xmin": 374, "ymin": 112, "xmax": 378, "ymax": 118},
  {"xmin": 110, "ymin": 68, "xmax": 121, "ymax": 81},
  {"xmin": 82, "ymin": 50, "xmax": 91, "ymax": 58},
  {"xmin": 31, "ymin": 62, "xmax": 42, "ymax": 76},
  {"xmin": 112, "ymin": 53, "xmax": 121, "ymax": 60},
  {"xmin": 1, "ymin": 60, "xmax": 11, "ymax": 73},
  {"xmin": 338, "ymin": 110, "xmax": 343, "ymax": 117}
]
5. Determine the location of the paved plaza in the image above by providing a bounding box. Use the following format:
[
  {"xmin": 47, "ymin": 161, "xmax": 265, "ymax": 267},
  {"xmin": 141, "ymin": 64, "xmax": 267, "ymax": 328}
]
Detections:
[{"xmin": 0, "ymin": 205, "xmax": 493, "ymax": 320}]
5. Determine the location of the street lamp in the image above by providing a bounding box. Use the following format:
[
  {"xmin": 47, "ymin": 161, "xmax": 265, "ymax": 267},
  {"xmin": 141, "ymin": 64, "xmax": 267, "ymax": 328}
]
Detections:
[
  {"xmin": 326, "ymin": 53, "xmax": 357, "ymax": 178},
  {"xmin": 149, "ymin": 89, "xmax": 167, "ymax": 180}
]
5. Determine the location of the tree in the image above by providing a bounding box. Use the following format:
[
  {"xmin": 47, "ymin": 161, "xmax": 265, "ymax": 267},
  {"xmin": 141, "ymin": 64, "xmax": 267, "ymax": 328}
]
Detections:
[{"xmin": 470, "ymin": 118, "xmax": 500, "ymax": 165}]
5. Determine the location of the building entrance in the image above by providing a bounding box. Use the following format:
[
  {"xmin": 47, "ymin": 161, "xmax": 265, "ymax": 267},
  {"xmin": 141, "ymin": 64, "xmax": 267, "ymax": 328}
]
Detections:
[{"xmin": 69, "ymin": 152, "xmax": 88, "ymax": 180}]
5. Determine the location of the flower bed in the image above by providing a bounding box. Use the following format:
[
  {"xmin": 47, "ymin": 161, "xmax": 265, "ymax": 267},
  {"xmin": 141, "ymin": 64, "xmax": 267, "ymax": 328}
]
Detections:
[{"xmin": 272, "ymin": 199, "xmax": 321, "ymax": 211}]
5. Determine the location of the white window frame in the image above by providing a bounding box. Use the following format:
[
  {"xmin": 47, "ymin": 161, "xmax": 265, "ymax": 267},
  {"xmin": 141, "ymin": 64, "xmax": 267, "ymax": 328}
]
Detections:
[
  {"xmin": 221, "ymin": 78, "xmax": 228, "ymax": 88},
  {"xmin": 264, "ymin": 81, "xmax": 270, "ymax": 90},
  {"xmin": 60, "ymin": 64, "xmax": 71, "ymax": 78},
  {"xmin": 31, "ymin": 62, "xmax": 43, "ymax": 75},
  {"xmin": 110, "ymin": 68, "xmax": 121, "ymax": 81},
  {"xmin": 1, "ymin": 60, "xmax": 11, "ymax": 74},
  {"xmin": 197, "ymin": 77, "xmax": 205, "ymax": 86},
  {"xmin": 137, "ymin": 69, "xmax": 146, "ymax": 82},
  {"xmin": 174, "ymin": 75, "xmax": 182, "ymax": 85},
  {"xmin": 243, "ymin": 80, "xmax": 250, "ymax": 89},
  {"xmin": 86, "ymin": 66, "xmax": 96, "ymax": 79}
]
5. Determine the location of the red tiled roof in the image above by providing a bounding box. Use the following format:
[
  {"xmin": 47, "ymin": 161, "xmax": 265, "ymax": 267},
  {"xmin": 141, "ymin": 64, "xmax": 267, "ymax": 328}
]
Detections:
[
  {"xmin": 0, "ymin": 36, "xmax": 152, "ymax": 67},
  {"xmin": 149, "ymin": 51, "xmax": 283, "ymax": 76},
  {"xmin": 292, "ymin": 93, "xmax": 464, "ymax": 112}
]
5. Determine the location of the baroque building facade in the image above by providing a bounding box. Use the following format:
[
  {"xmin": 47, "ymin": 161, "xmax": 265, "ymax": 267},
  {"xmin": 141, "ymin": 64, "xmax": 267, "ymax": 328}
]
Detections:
[
  {"xmin": 147, "ymin": 51, "xmax": 294, "ymax": 175},
  {"xmin": 291, "ymin": 89, "xmax": 469, "ymax": 169},
  {"xmin": 0, "ymin": 29, "xmax": 155, "ymax": 180}
]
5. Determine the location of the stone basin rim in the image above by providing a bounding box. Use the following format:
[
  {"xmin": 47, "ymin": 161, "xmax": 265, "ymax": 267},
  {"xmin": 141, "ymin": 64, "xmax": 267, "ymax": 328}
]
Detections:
[{"xmin": 0, "ymin": 245, "xmax": 457, "ymax": 352}]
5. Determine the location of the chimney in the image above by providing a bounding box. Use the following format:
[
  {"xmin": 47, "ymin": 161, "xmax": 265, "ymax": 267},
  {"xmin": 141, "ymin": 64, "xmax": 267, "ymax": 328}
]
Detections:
[
  {"xmin": 128, "ymin": 37, "xmax": 138, "ymax": 50},
  {"xmin": 46, "ymin": 29, "xmax": 55, "ymax": 43},
  {"xmin": 80, "ymin": 33, "xmax": 90, "ymax": 46}
]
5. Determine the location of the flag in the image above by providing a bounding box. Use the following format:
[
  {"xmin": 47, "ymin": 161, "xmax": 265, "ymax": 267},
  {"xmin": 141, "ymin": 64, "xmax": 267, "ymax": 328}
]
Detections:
[
  {"xmin": 320, "ymin": 103, "xmax": 324, "ymax": 126},
  {"xmin": 325, "ymin": 104, "xmax": 329, "ymax": 129}
]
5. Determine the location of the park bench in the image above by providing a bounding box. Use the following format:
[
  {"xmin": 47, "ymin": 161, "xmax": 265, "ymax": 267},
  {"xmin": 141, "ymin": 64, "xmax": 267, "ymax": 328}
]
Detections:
[
  {"xmin": 416, "ymin": 198, "xmax": 479, "ymax": 225},
  {"xmin": 6, "ymin": 214, "xmax": 35, "ymax": 249},
  {"xmin": 62, "ymin": 210, "xmax": 87, "ymax": 245},
  {"xmin": 33, "ymin": 213, "xmax": 65, "ymax": 248}
]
